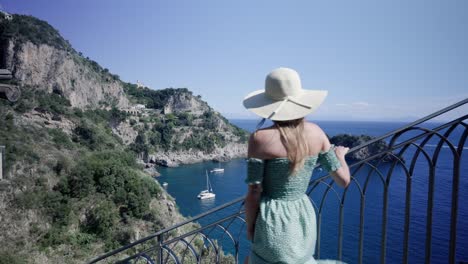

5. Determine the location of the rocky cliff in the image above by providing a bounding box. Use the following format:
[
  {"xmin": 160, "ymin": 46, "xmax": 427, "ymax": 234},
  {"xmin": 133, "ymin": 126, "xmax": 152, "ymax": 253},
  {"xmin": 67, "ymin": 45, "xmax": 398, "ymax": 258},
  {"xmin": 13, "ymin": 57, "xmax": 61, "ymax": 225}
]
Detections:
[
  {"xmin": 330, "ymin": 134, "xmax": 397, "ymax": 162},
  {"xmin": 1, "ymin": 15, "xmax": 129, "ymax": 109}
]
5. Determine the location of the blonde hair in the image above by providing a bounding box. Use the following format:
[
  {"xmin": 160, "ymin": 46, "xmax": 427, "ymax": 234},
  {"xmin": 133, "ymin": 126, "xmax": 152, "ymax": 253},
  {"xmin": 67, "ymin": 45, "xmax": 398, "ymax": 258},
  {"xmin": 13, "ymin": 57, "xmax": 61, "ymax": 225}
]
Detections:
[{"xmin": 274, "ymin": 118, "xmax": 309, "ymax": 173}]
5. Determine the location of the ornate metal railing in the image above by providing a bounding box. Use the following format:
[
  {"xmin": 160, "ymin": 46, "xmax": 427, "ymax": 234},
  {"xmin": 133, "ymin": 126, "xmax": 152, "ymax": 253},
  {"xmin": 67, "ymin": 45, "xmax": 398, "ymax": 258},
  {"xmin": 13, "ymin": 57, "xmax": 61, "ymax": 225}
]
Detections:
[{"xmin": 89, "ymin": 98, "xmax": 467, "ymax": 264}]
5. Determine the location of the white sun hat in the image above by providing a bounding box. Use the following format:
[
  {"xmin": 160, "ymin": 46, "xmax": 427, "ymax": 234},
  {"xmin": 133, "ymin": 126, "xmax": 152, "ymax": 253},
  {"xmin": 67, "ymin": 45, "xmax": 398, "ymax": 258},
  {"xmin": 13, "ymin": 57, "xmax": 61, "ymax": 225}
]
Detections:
[{"xmin": 243, "ymin": 67, "xmax": 327, "ymax": 121}]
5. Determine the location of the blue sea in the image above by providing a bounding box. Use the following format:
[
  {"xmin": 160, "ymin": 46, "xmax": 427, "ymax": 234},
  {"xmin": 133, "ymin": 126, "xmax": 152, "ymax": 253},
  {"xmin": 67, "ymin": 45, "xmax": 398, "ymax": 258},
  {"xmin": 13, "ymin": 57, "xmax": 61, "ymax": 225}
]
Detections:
[{"xmin": 156, "ymin": 120, "xmax": 468, "ymax": 263}]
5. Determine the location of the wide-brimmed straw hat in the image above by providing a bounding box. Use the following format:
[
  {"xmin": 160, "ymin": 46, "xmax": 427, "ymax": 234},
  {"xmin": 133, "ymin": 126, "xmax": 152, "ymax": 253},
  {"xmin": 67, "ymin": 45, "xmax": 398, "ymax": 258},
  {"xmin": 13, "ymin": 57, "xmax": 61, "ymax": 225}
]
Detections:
[{"xmin": 243, "ymin": 67, "xmax": 327, "ymax": 121}]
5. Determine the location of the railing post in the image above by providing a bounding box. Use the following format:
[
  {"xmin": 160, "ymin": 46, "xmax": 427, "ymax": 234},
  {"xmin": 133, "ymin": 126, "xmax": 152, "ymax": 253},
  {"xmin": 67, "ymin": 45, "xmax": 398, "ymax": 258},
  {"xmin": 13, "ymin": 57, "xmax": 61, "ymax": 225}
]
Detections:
[{"xmin": 157, "ymin": 234, "xmax": 164, "ymax": 264}]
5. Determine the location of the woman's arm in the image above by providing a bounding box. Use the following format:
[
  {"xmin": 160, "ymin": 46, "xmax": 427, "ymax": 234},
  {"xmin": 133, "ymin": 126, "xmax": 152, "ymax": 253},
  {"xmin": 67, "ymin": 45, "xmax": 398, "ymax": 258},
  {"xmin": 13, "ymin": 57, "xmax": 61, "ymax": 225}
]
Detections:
[
  {"xmin": 245, "ymin": 132, "xmax": 263, "ymax": 240},
  {"xmin": 320, "ymin": 131, "xmax": 351, "ymax": 188},
  {"xmin": 245, "ymin": 184, "xmax": 262, "ymax": 241}
]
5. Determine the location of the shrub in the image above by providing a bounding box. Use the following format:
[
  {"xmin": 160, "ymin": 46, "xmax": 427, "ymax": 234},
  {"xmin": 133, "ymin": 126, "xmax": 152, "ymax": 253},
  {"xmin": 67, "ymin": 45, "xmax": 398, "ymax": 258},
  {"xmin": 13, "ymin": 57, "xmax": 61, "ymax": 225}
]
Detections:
[
  {"xmin": 36, "ymin": 92, "xmax": 71, "ymax": 115},
  {"xmin": 83, "ymin": 200, "xmax": 118, "ymax": 239},
  {"xmin": 130, "ymin": 131, "xmax": 149, "ymax": 154},
  {"xmin": 72, "ymin": 121, "xmax": 118, "ymax": 150},
  {"xmin": 48, "ymin": 128, "xmax": 73, "ymax": 149},
  {"xmin": 0, "ymin": 251, "xmax": 26, "ymax": 264}
]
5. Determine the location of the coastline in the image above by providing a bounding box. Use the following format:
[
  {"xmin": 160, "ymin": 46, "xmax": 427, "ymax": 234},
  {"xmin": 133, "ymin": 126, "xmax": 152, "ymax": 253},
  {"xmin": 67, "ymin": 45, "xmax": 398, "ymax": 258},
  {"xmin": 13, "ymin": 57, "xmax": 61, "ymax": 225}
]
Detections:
[{"xmin": 146, "ymin": 142, "xmax": 248, "ymax": 168}]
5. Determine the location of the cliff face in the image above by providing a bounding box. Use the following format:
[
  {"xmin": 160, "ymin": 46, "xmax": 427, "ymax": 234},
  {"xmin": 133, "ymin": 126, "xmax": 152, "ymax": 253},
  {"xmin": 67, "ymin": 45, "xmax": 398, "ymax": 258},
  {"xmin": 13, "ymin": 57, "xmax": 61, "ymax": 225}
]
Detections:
[
  {"xmin": 1, "ymin": 14, "xmax": 129, "ymax": 109},
  {"xmin": 330, "ymin": 134, "xmax": 395, "ymax": 162},
  {"xmin": 7, "ymin": 40, "xmax": 129, "ymax": 109},
  {"xmin": 162, "ymin": 91, "xmax": 209, "ymax": 115}
]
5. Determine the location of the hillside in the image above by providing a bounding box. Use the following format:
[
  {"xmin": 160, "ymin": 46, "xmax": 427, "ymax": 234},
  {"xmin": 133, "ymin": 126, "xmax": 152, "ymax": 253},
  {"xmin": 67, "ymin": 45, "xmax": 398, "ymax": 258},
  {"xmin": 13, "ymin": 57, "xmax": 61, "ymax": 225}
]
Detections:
[{"xmin": 0, "ymin": 13, "xmax": 245, "ymax": 263}]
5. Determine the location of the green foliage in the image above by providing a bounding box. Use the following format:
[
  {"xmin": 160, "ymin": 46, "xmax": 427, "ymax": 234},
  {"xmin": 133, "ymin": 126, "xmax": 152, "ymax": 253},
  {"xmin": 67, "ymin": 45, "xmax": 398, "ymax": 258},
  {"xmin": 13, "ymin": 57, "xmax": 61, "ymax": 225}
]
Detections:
[
  {"xmin": 83, "ymin": 200, "xmax": 118, "ymax": 239},
  {"xmin": 48, "ymin": 128, "xmax": 73, "ymax": 149},
  {"xmin": 151, "ymin": 120, "xmax": 174, "ymax": 151},
  {"xmin": 147, "ymin": 130, "xmax": 161, "ymax": 146},
  {"xmin": 12, "ymin": 87, "xmax": 35, "ymax": 113},
  {"xmin": 176, "ymin": 112, "xmax": 193, "ymax": 126},
  {"xmin": 40, "ymin": 226, "xmax": 69, "ymax": 248},
  {"xmin": 43, "ymin": 191, "xmax": 72, "ymax": 226},
  {"xmin": 0, "ymin": 251, "xmax": 26, "ymax": 264},
  {"xmin": 59, "ymin": 151, "xmax": 158, "ymax": 219},
  {"xmin": 179, "ymin": 130, "xmax": 226, "ymax": 152},
  {"xmin": 123, "ymin": 84, "xmax": 192, "ymax": 110},
  {"xmin": 0, "ymin": 14, "xmax": 72, "ymax": 50},
  {"xmin": 67, "ymin": 232, "xmax": 97, "ymax": 249},
  {"xmin": 36, "ymin": 91, "xmax": 71, "ymax": 115},
  {"xmin": 72, "ymin": 120, "xmax": 118, "ymax": 150},
  {"xmin": 201, "ymin": 111, "xmax": 218, "ymax": 129},
  {"xmin": 0, "ymin": 112, "xmax": 41, "ymax": 172},
  {"xmin": 329, "ymin": 134, "xmax": 370, "ymax": 147},
  {"xmin": 81, "ymin": 108, "xmax": 128, "ymax": 124},
  {"xmin": 130, "ymin": 131, "xmax": 149, "ymax": 154},
  {"xmin": 35, "ymin": 150, "xmax": 162, "ymax": 252}
]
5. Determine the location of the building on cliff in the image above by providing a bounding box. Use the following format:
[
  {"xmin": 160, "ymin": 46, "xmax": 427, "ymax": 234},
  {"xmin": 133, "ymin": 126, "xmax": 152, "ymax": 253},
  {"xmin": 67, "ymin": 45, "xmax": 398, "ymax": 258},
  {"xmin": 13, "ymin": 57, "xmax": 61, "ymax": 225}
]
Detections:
[
  {"xmin": 123, "ymin": 104, "xmax": 146, "ymax": 115},
  {"xmin": 0, "ymin": 11, "xmax": 13, "ymax": 21},
  {"xmin": 136, "ymin": 80, "xmax": 145, "ymax": 88}
]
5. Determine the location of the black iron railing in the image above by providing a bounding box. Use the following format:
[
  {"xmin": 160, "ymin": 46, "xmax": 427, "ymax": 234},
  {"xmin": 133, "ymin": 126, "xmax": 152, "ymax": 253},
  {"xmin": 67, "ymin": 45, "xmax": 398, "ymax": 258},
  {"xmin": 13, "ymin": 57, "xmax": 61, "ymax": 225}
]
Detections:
[{"xmin": 89, "ymin": 98, "xmax": 467, "ymax": 264}]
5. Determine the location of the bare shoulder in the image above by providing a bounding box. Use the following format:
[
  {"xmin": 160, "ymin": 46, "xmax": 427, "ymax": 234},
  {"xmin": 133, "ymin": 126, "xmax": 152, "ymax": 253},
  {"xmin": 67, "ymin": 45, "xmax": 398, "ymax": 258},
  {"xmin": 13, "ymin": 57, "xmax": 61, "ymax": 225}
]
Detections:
[
  {"xmin": 250, "ymin": 127, "xmax": 276, "ymax": 144},
  {"xmin": 304, "ymin": 121, "xmax": 330, "ymax": 151},
  {"xmin": 248, "ymin": 127, "xmax": 278, "ymax": 158},
  {"xmin": 304, "ymin": 121, "xmax": 327, "ymax": 137}
]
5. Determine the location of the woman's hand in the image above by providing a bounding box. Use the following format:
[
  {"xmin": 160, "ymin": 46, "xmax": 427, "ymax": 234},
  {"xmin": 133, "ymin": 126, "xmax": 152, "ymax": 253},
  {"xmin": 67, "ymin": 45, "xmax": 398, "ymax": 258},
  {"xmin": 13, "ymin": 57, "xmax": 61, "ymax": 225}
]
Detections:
[{"xmin": 334, "ymin": 146, "xmax": 349, "ymax": 160}]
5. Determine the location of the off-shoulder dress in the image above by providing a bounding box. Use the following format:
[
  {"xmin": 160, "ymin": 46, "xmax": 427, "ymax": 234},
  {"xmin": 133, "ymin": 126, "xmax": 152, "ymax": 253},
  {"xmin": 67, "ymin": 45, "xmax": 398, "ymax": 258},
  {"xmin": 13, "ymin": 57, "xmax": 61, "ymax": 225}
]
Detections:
[{"xmin": 245, "ymin": 146, "xmax": 346, "ymax": 264}]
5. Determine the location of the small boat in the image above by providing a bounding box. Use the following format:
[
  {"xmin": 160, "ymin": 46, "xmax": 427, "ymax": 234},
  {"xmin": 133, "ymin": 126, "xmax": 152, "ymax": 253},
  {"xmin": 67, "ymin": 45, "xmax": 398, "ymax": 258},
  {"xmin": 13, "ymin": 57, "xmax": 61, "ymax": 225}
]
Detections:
[
  {"xmin": 210, "ymin": 168, "xmax": 224, "ymax": 173},
  {"xmin": 162, "ymin": 182, "xmax": 168, "ymax": 187},
  {"xmin": 198, "ymin": 170, "xmax": 215, "ymax": 200},
  {"xmin": 210, "ymin": 164, "xmax": 224, "ymax": 173}
]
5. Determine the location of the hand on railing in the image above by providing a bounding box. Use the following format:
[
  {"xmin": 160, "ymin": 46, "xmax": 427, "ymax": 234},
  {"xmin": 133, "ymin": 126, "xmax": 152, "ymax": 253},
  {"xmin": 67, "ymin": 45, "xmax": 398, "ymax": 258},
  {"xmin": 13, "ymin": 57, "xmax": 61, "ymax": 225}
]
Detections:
[
  {"xmin": 331, "ymin": 146, "xmax": 351, "ymax": 188},
  {"xmin": 334, "ymin": 146, "xmax": 349, "ymax": 159}
]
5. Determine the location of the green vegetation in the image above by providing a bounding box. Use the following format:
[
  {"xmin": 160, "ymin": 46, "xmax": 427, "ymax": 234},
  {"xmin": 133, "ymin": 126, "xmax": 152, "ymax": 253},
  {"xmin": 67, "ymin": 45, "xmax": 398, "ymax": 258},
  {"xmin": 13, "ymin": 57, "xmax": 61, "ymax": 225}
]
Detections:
[
  {"xmin": 330, "ymin": 134, "xmax": 394, "ymax": 162},
  {"xmin": 179, "ymin": 130, "xmax": 226, "ymax": 152},
  {"xmin": 0, "ymin": 111, "xmax": 41, "ymax": 172},
  {"xmin": 123, "ymin": 83, "xmax": 193, "ymax": 110},
  {"xmin": 36, "ymin": 91, "xmax": 71, "ymax": 115},
  {"xmin": 0, "ymin": 98, "xmax": 164, "ymax": 259},
  {"xmin": 0, "ymin": 14, "xmax": 72, "ymax": 50},
  {"xmin": 44, "ymin": 151, "xmax": 162, "ymax": 247},
  {"xmin": 0, "ymin": 251, "xmax": 26, "ymax": 264}
]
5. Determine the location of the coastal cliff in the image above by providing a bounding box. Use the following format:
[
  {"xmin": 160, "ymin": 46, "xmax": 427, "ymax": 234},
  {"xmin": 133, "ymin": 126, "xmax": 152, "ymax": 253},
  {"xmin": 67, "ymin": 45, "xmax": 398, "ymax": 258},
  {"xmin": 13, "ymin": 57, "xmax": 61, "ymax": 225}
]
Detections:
[
  {"xmin": 1, "ymin": 16, "xmax": 129, "ymax": 109},
  {"xmin": 0, "ymin": 13, "xmax": 247, "ymax": 263},
  {"xmin": 330, "ymin": 134, "xmax": 396, "ymax": 162}
]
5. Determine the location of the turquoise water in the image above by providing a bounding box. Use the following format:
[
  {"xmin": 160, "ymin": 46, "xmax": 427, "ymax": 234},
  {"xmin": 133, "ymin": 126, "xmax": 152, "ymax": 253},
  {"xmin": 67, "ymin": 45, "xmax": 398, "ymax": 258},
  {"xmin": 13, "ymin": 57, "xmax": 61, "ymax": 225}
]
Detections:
[{"xmin": 156, "ymin": 120, "xmax": 468, "ymax": 263}]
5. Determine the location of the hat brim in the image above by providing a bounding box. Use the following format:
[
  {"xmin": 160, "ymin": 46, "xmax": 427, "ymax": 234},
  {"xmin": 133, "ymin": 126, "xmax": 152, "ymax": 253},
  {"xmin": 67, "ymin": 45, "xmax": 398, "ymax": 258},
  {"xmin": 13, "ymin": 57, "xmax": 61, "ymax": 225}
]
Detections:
[{"xmin": 243, "ymin": 89, "xmax": 327, "ymax": 121}]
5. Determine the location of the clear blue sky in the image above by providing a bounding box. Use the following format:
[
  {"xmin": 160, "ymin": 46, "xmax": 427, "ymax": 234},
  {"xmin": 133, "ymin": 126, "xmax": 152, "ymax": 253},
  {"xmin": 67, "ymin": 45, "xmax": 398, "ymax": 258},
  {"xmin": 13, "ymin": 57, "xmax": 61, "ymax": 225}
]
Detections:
[{"xmin": 2, "ymin": 0, "xmax": 467, "ymax": 121}]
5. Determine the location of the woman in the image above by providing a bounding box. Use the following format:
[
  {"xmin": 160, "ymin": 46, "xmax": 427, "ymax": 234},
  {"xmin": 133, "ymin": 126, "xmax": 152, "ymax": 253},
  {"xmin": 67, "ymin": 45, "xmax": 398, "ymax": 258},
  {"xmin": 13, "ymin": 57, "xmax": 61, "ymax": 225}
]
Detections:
[{"xmin": 242, "ymin": 68, "xmax": 351, "ymax": 264}]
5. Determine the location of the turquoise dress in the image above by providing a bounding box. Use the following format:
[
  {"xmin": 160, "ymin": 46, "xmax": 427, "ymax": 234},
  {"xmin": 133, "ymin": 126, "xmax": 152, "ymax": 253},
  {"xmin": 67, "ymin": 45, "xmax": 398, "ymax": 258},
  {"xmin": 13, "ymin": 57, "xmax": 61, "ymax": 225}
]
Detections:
[{"xmin": 245, "ymin": 146, "xmax": 345, "ymax": 264}]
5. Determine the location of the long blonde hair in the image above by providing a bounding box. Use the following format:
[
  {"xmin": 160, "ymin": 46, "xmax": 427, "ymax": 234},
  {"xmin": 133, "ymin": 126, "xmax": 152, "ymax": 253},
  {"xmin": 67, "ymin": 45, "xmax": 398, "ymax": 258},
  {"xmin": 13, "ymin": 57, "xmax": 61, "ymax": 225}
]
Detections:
[{"xmin": 274, "ymin": 118, "xmax": 309, "ymax": 173}]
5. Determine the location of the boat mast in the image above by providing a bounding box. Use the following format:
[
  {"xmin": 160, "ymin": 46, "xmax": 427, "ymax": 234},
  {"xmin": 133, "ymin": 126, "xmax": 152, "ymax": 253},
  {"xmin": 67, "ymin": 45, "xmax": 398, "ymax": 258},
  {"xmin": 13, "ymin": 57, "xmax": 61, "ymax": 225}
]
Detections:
[{"xmin": 206, "ymin": 170, "xmax": 212, "ymax": 192}]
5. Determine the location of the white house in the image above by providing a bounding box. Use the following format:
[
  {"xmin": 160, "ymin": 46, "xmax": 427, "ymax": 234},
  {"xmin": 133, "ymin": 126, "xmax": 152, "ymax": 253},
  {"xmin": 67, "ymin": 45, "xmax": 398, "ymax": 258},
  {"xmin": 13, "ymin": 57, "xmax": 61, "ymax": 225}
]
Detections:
[{"xmin": 0, "ymin": 11, "xmax": 13, "ymax": 21}]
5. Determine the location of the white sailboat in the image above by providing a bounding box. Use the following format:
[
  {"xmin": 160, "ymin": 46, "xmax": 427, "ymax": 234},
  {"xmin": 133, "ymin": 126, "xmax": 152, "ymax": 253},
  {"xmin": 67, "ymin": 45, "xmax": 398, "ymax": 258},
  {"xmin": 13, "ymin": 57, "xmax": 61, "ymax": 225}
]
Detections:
[
  {"xmin": 197, "ymin": 170, "xmax": 215, "ymax": 200},
  {"xmin": 210, "ymin": 163, "xmax": 224, "ymax": 173}
]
